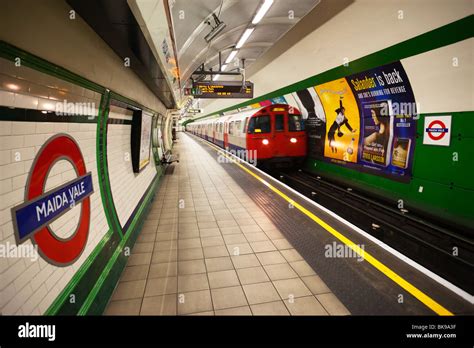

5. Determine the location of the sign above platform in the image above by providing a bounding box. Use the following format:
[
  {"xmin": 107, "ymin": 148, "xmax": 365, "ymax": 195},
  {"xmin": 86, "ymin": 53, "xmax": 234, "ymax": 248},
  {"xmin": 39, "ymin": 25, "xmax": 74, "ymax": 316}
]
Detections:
[{"xmin": 185, "ymin": 81, "xmax": 254, "ymax": 99}]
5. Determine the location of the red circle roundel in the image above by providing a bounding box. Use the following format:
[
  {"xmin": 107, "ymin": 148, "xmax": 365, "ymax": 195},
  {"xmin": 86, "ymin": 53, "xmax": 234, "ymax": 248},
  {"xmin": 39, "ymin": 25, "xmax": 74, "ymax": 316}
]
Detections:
[
  {"xmin": 427, "ymin": 120, "xmax": 447, "ymax": 141},
  {"xmin": 27, "ymin": 134, "xmax": 91, "ymax": 265}
]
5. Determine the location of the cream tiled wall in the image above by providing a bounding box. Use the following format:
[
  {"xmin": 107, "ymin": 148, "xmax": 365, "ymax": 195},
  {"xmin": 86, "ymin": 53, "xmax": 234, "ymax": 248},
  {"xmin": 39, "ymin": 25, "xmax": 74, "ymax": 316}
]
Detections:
[
  {"xmin": 107, "ymin": 119, "xmax": 158, "ymax": 228},
  {"xmin": 1, "ymin": 0, "xmax": 170, "ymax": 315},
  {"xmin": 0, "ymin": 120, "xmax": 108, "ymax": 315}
]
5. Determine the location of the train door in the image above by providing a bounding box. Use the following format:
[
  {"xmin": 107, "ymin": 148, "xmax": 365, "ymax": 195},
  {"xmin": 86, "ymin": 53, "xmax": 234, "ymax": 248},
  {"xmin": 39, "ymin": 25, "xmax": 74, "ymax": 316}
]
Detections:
[
  {"xmin": 223, "ymin": 122, "xmax": 227, "ymax": 150},
  {"xmin": 234, "ymin": 120, "xmax": 245, "ymax": 151},
  {"xmin": 229, "ymin": 121, "xmax": 235, "ymax": 150},
  {"xmin": 273, "ymin": 112, "xmax": 286, "ymax": 157},
  {"xmin": 217, "ymin": 122, "xmax": 223, "ymax": 147},
  {"xmin": 212, "ymin": 122, "xmax": 216, "ymax": 144},
  {"xmin": 243, "ymin": 117, "xmax": 249, "ymax": 150}
]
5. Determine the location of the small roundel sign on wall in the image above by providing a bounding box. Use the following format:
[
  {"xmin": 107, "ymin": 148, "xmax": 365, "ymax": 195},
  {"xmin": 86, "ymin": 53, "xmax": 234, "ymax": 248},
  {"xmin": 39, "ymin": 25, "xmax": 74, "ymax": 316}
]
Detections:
[
  {"xmin": 423, "ymin": 115, "xmax": 452, "ymax": 147},
  {"xmin": 11, "ymin": 134, "xmax": 94, "ymax": 266}
]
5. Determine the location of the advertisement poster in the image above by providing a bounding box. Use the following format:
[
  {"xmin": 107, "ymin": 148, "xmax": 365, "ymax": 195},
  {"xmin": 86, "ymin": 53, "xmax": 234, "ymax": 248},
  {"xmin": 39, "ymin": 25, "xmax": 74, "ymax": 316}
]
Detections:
[
  {"xmin": 293, "ymin": 61, "xmax": 417, "ymax": 181},
  {"xmin": 139, "ymin": 112, "xmax": 152, "ymax": 170},
  {"xmin": 293, "ymin": 88, "xmax": 327, "ymax": 158},
  {"xmin": 346, "ymin": 61, "xmax": 417, "ymax": 179},
  {"xmin": 314, "ymin": 78, "xmax": 360, "ymax": 163},
  {"xmin": 270, "ymin": 96, "xmax": 288, "ymax": 104},
  {"xmin": 360, "ymin": 100, "xmax": 394, "ymax": 166}
]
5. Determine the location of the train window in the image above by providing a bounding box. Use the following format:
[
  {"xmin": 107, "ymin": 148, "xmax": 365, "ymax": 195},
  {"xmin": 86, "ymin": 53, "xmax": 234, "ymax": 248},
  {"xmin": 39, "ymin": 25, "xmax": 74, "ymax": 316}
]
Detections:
[
  {"xmin": 275, "ymin": 114, "xmax": 284, "ymax": 131},
  {"xmin": 288, "ymin": 114, "xmax": 305, "ymax": 132},
  {"xmin": 229, "ymin": 122, "xmax": 234, "ymax": 135},
  {"xmin": 248, "ymin": 115, "xmax": 271, "ymax": 134}
]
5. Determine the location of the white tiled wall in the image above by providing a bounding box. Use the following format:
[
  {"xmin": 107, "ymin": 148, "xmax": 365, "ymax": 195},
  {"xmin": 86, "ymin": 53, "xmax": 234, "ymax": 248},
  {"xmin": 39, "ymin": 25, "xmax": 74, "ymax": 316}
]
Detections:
[
  {"xmin": 0, "ymin": 0, "xmax": 170, "ymax": 314},
  {"xmin": 107, "ymin": 115, "xmax": 157, "ymax": 228},
  {"xmin": 0, "ymin": 120, "xmax": 108, "ymax": 315}
]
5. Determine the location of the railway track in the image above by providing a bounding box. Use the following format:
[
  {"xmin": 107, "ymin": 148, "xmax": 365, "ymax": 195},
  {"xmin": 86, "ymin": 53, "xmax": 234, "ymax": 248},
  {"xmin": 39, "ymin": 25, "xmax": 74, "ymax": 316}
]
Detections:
[{"xmin": 273, "ymin": 169, "xmax": 474, "ymax": 294}]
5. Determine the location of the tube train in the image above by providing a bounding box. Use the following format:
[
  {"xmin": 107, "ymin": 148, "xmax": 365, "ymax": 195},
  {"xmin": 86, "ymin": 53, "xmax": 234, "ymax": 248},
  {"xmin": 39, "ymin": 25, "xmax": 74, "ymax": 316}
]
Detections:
[{"xmin": 187, "ymin": 104, "xmax": 307, "ymax": 167}]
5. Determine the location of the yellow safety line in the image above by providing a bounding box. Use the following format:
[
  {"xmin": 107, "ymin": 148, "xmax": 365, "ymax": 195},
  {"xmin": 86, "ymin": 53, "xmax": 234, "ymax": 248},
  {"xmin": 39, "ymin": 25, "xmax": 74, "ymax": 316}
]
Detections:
[{"xmin": 196, "ymin": 135, "xmax": 453, "ymax": 316}]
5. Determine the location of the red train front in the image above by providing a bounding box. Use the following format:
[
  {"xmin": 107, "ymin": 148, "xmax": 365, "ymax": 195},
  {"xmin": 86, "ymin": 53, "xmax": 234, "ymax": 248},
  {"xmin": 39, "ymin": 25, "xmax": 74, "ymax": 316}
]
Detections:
[
  {"xmin": 245, "ymin": 104, "xmax": 306, "ymax": 167},
  {"xmin": 187, "ymin": 104, "xmax": 307, "ymax": 168}
]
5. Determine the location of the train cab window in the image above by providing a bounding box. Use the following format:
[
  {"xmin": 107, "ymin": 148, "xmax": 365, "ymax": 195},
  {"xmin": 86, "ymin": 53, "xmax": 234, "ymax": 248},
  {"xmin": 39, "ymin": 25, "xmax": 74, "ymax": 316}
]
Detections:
[
  {"xmin": 229, "ymin": 122, "xmax": 234, "ymax": 135},
  {"xmin": 275, "ymin": 114, "xmax": 284, "ymax": 131},
  {"xmin": 248, "ymin": 115, "xmax": 271, "ymax": 134},
  {"xmin": 288, "ymin": 114, "xmax": 305, "ymax": 132}
]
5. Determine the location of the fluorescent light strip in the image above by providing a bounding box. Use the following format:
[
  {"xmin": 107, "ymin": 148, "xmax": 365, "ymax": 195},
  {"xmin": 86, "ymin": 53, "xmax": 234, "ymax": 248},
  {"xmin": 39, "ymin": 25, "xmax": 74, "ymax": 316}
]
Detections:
[
  {"xmin": 236, "ymin": 28, "xmax": 255, "ymax": 49},
  {"xmin": 213, "ymin": 64, "xmax": 228, "ymax": 81},
  {"xmin": 225, "ymin": 50, "xmax": 238, "ymax": 64},
  {"xmin": 252, "ymin": 0, "xmax": 274, "ymax": 24}
]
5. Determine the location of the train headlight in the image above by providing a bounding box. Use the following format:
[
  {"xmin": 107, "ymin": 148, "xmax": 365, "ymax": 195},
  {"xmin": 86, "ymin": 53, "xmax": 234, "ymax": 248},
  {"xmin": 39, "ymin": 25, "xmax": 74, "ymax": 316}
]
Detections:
[
  {"xmin": 290, "ymin": 138, "xmax": 297, "ymax": 143},
  {"xmin": 262, "ymin": 139, "xmax": 269, "ymax": 145}
]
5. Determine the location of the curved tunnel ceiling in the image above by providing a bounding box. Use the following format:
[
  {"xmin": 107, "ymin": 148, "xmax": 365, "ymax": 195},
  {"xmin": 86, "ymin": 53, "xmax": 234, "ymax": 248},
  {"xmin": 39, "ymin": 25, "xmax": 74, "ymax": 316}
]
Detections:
[{"xmin": 170, "ymin": 0, "xmax": 321, "ymax": 85}]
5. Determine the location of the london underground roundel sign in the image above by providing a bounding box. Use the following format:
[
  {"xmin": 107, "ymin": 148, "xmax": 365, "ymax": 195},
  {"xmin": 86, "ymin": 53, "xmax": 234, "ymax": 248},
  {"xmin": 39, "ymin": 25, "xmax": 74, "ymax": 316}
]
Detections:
[
  {"xmin": 11, "ymin": 134, "xmax": 94, "ymax": 265},
  {"xmin": 423, "ymin": 115, "xmax": 452, "ymax": 147}
]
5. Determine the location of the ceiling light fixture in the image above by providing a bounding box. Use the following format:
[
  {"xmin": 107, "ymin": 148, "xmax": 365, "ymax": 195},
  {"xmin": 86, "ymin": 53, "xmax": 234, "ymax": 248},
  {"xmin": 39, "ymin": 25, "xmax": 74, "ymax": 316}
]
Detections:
[
  {"xmin": 204, "ymin": 13, "xmax": 227, "ymax": 43},
  {"xmin": 236, "ymin": 28, "xmax": 255, "ymax": 49},
  {"xmin": 6, "ymin": 83, "xmax": 20, "ymax": 91},
  {"xmin": 252, "ymin": 0, "xmax": 274, "ymax": 24},
  {"xmin": 225, "ymin": 50, "xmax": 238, "ymax": 64}
]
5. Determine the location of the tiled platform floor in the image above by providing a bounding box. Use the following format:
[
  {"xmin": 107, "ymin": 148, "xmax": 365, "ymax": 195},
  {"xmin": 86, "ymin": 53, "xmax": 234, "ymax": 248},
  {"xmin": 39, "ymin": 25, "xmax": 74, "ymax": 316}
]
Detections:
[{"xmin": 105, "ymin": 133, "xmax": 350, "ymax": 316}]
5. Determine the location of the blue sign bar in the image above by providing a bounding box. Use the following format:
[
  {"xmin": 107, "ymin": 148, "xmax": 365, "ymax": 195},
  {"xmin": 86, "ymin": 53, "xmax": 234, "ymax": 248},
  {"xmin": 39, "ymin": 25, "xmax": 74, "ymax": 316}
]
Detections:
[
  {"xmin": 426, "ymin": 127, "xmax": 448, "ymax": 133},
  {"xmin": 13, "ymin": 173, "xmax": 94, "ymax": 241}
]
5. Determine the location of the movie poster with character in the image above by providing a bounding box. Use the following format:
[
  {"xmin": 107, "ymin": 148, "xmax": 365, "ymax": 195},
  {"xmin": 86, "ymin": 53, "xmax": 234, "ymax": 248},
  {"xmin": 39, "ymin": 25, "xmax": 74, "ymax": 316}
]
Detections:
[{"xmin": 314, "ymin": 78, "xmax": 360, "ymax": 163}]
